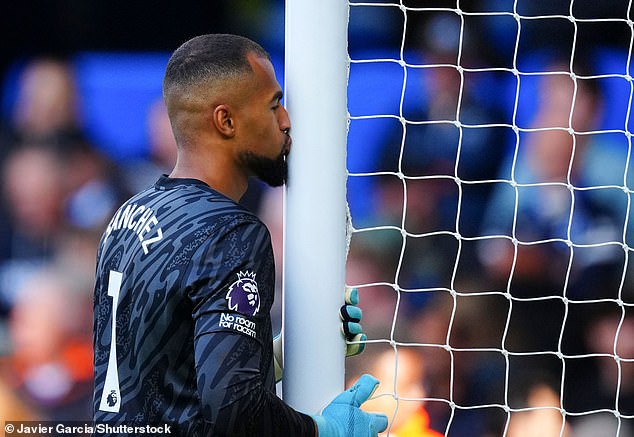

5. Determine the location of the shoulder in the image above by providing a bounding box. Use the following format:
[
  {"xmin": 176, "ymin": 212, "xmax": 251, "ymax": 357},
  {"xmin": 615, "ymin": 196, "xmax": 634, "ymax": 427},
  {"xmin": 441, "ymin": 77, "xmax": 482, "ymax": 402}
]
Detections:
[
  {"xmin": 187, "ymin": 208, "xmax": 272, "ymax": 275},
  {"xmin": 141, "ymin": 175, "xmax": 266, "ymax": 233},
  {"xmin": 203, "ymin": 212, "xmax": 271, "ymax": 257},
  {"xmin": 155, "ymin": 176, "xmax": 262, "ymax": 220},
  {"xmin": 99, "ymin": 176, "xmax": 268, "ymax": 260}
]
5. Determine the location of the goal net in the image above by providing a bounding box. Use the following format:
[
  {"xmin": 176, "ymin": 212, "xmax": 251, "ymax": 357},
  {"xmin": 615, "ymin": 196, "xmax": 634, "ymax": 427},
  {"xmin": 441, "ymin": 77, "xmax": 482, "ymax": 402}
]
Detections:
[{"xmin": 344, "ymin": 1, "xmax": 634, "ymax": 436}]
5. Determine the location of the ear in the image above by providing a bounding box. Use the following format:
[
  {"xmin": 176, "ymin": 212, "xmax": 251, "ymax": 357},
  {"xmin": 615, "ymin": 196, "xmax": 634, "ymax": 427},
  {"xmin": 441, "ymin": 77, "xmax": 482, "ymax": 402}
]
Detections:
[{"xmin": 212, "ymin": 104, "xmax": 236, "ymax": 138}]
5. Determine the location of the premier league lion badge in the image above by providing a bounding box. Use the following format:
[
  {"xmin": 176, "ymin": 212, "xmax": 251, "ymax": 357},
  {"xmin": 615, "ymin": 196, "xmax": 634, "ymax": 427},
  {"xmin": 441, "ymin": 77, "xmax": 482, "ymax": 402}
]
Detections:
[{"xmin": 226, "ymin": 271, "xmax": 260, "ymax": 316}]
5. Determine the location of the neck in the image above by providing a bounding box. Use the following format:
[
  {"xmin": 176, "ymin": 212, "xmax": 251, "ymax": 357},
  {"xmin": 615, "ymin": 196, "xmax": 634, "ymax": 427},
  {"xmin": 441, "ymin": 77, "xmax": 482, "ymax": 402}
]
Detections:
[{"xmin": 169, "ymin": 150, "xmax": 248, "ymax": 202}]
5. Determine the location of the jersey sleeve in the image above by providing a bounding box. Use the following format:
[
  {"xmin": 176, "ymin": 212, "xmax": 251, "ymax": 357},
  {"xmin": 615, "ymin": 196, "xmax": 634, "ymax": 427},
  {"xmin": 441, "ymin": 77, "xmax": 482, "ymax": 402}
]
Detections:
[
  {"xmin": 194, "ymin": 331, "xmax": 315, "ymax": 436},
  {"xmin": 186, "ymin": 215, "xmax": 274, "ymax": 343},
  {"xmin": 184, "ymin": 215, "xmax": 315, "ymax": 436}
]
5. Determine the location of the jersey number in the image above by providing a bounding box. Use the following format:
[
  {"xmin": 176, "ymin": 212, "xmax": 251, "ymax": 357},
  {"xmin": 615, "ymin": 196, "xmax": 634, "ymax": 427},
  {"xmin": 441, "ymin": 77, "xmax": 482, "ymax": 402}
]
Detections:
[{"xmin": 99, "ymin": 270, "xmax": 123, "ymax": 412}]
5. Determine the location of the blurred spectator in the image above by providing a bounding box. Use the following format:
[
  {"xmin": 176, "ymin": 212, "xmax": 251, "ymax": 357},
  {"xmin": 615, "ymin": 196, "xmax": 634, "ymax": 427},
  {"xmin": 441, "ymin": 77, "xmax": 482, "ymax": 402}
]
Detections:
[
  {"xmin": 146, "ymin": 97, "xmax": 177, "ymax": 167},
  {"xmin": 2, "ymin": 144, "xmax": 66, "ymax": 250},
  {"xmin": 379, "ymin": 12, "xmax": 507, "ymax": 220},
  {"xmin": 507, "ymin": 376, "xmax": 570, "ymax": 437},
  {"xmin": 2, "ymin": 57, "xmax": 82, "ymax": 150},
  {"xmin": 564, "ymin": 305, "xmax": 634, "ymax": 435},
  {"xmin": 479, "ymin": 59, "xmax": 624, "ymax": 294},
  {"xmin": 61, "ymin": 137, "xmax": 128, "ymax": 231},
  {"xmin": 477, "ymin": 56, "xmax": 633, "ymax": 435},
  {"xmin": 0, "ymin": 265, "xmax": 93, "ymax": 421},
  {"xmin": 0, "ymin": 144, "xmax": 66, "ymax": 311},
  {"xmin": 120, "ymin": 98, "xmax": 177, "ymax": 193},
  {"xmin": 409, "ymin": 292, "xmax": 507, "ymax": 437},
  {"xmin": 0, "ymin": 139, "xmax": 124, "ymax": 313},
  {"xmin": 0, "ymin": 55, "xmax": 124, "ymax": 313},
  {"xmin": 365, "ymin": 11, "xmax": 507, "ymax": 319},
  {"xmin": 53, "ymin": 227, "xmax": 102, "ymax": 279},
  {"xmin": 348, "ymin": 346, "xmax": 443, "ymax": 437}
]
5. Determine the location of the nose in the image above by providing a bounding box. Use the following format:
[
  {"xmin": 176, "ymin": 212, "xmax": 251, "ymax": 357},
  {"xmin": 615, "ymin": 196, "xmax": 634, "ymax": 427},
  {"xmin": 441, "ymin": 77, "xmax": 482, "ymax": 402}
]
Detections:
[{"xmin": 279, "ymin": 106, "xmax": 291, "ymax": 134}]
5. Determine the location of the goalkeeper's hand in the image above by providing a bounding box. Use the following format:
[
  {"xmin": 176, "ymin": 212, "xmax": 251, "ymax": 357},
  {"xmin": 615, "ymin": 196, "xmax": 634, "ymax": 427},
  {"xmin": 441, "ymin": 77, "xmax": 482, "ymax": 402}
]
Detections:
[
  {"xmin": 273, "ymin": 287, "xmax": 368, "ymax": 382},
  {"xmin": 340, "ymin": 287, "xmax": 367, "ymax": 357},
  {"xmin": 311, "ymin": 374, "xmax": 388, "ymax": 437}
]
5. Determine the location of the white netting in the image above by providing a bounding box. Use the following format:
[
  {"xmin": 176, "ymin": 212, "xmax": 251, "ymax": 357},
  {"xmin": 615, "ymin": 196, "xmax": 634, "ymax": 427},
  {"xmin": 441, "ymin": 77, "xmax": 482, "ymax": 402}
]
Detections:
[{"xmin": 345, "ymin": 1, "xmax": 634, "ymax": 436}]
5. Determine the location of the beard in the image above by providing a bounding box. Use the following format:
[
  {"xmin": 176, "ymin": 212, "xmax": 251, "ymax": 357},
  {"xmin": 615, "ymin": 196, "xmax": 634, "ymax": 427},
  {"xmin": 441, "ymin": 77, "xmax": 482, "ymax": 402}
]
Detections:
[{"xmin": 239, "ymin": 149, "xmax": 288, "ymax": 187}]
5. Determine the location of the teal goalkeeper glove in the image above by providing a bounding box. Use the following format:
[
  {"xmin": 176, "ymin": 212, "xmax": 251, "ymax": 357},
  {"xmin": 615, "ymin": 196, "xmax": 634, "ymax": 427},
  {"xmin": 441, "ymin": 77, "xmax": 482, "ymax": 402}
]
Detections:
[
  {"xmin": 273, "ymin": 287, "xmax": 368, "ymax": 382},
  {"xmin": 340, "ymin": 287, "xmax": 367, "ymax": 357},
  {"xmin": 312, "ymin": 374, "xmax": 388, "ymax": 437}
]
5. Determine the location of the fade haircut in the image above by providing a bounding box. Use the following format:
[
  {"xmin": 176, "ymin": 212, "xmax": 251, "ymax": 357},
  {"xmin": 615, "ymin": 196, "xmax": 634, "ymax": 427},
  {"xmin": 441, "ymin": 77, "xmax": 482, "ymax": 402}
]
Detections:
[{"xmin": 162, "ymin": 34, "xmax": 270, "ymax": 100}]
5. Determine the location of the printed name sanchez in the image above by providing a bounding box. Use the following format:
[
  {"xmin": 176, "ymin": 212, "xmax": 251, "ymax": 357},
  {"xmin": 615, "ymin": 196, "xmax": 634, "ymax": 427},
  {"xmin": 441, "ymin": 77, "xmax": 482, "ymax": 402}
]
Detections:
[{"xmin": 102, "ymin": 203, "xmax": 164, "ymax": 254}]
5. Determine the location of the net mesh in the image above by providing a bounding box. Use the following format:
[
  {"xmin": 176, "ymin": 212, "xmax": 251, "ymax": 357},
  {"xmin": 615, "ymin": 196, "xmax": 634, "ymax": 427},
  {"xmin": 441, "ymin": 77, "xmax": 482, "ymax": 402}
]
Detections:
[{"xmin": 345, "ymin": 1, "xmax": 634, "ymax": 436}]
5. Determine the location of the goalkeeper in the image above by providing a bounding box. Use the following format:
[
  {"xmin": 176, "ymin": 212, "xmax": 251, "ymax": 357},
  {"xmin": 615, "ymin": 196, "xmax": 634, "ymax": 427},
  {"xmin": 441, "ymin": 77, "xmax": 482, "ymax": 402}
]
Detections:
[{"xmin": 92, "ymin": 33, "xmax": 387, "ymax": 436}]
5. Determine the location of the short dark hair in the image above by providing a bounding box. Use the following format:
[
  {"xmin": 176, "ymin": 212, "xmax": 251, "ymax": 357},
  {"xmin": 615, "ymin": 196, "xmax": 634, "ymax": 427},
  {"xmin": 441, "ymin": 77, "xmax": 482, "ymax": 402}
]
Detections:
[{"xmin": 162, "ymin": 34, "xmax": 270, "ymax": 99}]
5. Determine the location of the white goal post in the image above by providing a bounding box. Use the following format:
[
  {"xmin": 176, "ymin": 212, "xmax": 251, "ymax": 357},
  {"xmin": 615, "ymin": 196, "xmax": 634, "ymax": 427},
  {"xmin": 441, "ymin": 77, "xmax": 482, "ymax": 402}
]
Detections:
[{"xmin": 282, "ymin": 0, "xmax": 349, "ymax": 413}]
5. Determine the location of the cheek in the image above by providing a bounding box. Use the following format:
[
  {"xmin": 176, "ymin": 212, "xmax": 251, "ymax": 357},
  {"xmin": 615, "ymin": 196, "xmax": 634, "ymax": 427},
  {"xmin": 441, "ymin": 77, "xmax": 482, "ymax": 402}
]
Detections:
[
  {"xmin": 259, "ymin": 116, "xmax": 284, "ymax": 146},
  {"xmin": 247, "ymin": 111, "xmax": 273, "ymax": 134},
  {"xmin": 240, "ymin": 110, "xmax": 283, "ymax": 153}
]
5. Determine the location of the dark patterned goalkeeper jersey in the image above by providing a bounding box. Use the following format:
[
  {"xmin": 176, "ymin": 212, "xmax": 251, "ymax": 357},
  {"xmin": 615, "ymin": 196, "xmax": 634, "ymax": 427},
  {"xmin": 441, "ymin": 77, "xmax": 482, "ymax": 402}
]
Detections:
[{"xmin": 93, "ymin": 175, "xmax": 315, "ymax": 436}]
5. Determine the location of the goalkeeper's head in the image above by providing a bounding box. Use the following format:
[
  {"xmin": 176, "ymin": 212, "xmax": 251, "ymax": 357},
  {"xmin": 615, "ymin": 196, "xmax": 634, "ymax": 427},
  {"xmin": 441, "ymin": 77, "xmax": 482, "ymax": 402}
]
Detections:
[{"xmin": 162, "ymin": 34, "xmax": 291, "ymax": 198}]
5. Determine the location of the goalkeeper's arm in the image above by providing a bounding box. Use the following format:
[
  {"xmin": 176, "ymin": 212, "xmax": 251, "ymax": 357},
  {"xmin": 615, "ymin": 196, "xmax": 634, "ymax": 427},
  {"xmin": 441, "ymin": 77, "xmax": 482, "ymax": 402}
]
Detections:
[{"xmin": 194, "ymin": 329, "xmax": 385, "ymax": 436}]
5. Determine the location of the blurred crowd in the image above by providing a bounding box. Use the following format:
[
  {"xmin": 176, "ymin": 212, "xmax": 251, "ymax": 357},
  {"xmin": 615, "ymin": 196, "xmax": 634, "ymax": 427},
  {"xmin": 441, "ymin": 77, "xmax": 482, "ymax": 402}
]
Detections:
[
  {"xmin": 0, "ymin": 57, "xmax": 170, "ymax": 422},
  {"xmin": 344, "ymin": 4, "xmax": 634, "ymax": 437},
  {"xmin": 1, "ymin": 2, "xmax": 634, "ymax": 436}
]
